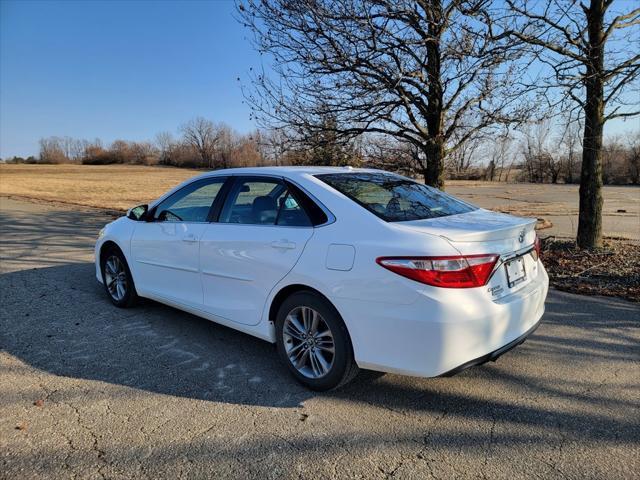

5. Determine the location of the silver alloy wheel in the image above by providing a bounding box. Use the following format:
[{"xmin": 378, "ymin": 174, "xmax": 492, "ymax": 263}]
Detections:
[
  {"xmin": 104, "ymin": 255, "xmax": 127, "ymax": 302},
  {"xmin": 282, "ymin": 306, "xmax": 335, "ymax": 379}
]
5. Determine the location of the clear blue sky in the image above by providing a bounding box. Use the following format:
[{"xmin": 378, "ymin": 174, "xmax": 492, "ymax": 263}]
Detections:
[
  {"xmin": 1, "ymin": 0, "xmax": 638, "ymax": 159},
  {"xmin": 0, "ymin": 0, "xmax": 261, "ymax": 158}
]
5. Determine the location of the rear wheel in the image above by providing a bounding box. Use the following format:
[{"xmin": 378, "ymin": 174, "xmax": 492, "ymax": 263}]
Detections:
[
  {"xmin": 101, "ymin": 248, "xmax": 138, "ymax": 308},
  {"xmin": 275, "ymin": 291, "xmax": 358, "ymax": 390}
]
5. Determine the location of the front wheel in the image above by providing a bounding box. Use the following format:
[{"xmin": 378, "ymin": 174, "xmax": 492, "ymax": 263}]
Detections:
[
  {"xmin": 275, "ymin": 291, "xmax": 359, "ymax": 390},
  {"xmin": 101, "ymin": 248, "xmax": 138, "ymax": 308}
]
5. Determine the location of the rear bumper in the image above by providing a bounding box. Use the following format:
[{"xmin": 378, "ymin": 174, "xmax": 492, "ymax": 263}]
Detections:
[
  {"xmin": 439, "ymin": 316, "xmax": 542, "ymax": 377},
  {"xmin": 338, "ymin": 261, "xmax": 549, "ymax": 378}
]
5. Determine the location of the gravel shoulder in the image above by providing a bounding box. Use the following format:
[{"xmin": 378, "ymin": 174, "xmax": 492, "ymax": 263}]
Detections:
[{"xmin": 1, "ymin": 197, "xmax": 639, "ymax": 479}]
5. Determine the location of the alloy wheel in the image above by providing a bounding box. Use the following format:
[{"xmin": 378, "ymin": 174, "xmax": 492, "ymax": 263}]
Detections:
[
  {"xmin": 104, "ymin": 255, "xmax": 128, "ymax": 302},
  {"xmin": 282, "ymin": 306, "xmax": 335, "ymax": 379}
]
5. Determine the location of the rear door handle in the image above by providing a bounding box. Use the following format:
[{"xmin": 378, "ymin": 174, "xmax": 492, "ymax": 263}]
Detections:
[
  {"xmin": 183, "ymin": 233, "xmax": 198, "ymax": 243},
  {"xmin": 271, "ymin": 240, "xmax": 296, "ymax": 250}
]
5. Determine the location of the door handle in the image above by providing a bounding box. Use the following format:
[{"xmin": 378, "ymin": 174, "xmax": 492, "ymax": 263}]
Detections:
[
  {"xmin": 271, "ymin": 240, "xmax": 296, "ymax": 250},
  {"xmin": 182, "ymin": 233, "xmax": 198, "ymax": 243}
]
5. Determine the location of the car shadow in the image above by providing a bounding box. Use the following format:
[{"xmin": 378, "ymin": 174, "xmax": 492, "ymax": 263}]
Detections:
[
  {"xmin": 1, "ymin": 260, "xmax": 639, "ymax": 445},
  {"xmin": 0, "ymin": 197, "xmax": 117, "ymax": 270}
]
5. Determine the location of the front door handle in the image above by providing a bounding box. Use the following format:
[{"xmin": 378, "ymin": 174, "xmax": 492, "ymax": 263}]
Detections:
[
  {"xmin": 271, "ymin": 240, "xmax": 296, "ymax": 250},
  {"xmin": 182, "ymin": 233, "xmax": 198, "ymax": 243}
]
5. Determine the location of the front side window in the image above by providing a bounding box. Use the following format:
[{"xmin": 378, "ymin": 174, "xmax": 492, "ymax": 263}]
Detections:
[
  {"xmin": 153, "ymin": 178, "xmax": 226, "ymax": 223},
  {"xmin": 220, "ymin": 178, "xmax": 311, "ymax": 226},
  {"xmin": 316, "ymin": 172, "xmax": 477, "ymax": 222}
]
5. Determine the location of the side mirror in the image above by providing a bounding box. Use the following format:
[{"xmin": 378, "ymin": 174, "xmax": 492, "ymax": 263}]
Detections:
[{"xmin": 127, "ymin": 204, "xmax": 148, "ymax": 221}]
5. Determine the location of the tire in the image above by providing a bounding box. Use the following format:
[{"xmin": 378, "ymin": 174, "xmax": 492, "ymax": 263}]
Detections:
[
  {"xmin": 100, "ymin": 247, "xmax": 139, "ymax": 308},
  {"xmin": 275, "ymin": 291, "xmax": 359, "ymax": 391}
]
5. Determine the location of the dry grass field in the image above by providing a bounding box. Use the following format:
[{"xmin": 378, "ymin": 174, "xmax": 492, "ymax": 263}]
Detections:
[
  {"xmin": 1, "ymin": 163, "xmax": 638, "ymax": 240},
  {"xmin": 0, "ymin": 164, "xmax": 200, "ymax": 211}
]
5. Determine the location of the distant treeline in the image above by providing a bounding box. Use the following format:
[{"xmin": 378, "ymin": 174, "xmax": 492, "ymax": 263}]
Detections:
[
  {"xmin": 3, "ymin": 116, "xmax": 639, "ymax": 185},
  {"xmin": 440, "ymin": 122, "xmax": 640, "ymax": 186},
  {"xmin": 24, "ymin": 118, "xmax": 267, "ymax": 169},
  {"xmin": 5, "ymin": 117, "xmax": 358, "ymax": 171}
]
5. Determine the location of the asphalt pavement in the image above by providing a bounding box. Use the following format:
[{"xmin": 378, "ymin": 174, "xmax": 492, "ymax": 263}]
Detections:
[{"xmin": 1, "ymin": 197, "xmax": 638, "ymax": 479}]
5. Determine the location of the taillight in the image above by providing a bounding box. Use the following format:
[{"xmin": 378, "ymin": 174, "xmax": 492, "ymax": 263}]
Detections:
[
  {"xmin": 376, "ymin": 255, "xmax": 499, "ymax": 288},
  {"xmin": 532, "ymin": 234, "xmax": 541, "ymax": 261}
]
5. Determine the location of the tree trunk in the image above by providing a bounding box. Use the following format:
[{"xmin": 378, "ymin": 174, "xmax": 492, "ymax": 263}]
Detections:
[
  {"xmin": 577, "ymin": 0, "xmax": 605, "ymax": 249},
  {"xmin": 424, "ymin": 139, "xmax": 445, "ymax": 189},
  {"xmin": 423, "ymin": 0, "xmax": 445, "ymax": 190}
]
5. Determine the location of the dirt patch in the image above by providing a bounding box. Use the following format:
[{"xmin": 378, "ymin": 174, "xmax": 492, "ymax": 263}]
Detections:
[
  {"xmin": 541, "ymin": 237, "xmax": 640, "ymax": 302},
  {"xmin": 535, "ymin": 217, "xmax": 553, "ymax": 230}
]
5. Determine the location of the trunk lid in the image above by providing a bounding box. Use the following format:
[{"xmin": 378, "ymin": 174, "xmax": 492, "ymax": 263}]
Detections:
[{"xmin": 396, "ymin": 208, "xmax": 537, "ymax": 255}]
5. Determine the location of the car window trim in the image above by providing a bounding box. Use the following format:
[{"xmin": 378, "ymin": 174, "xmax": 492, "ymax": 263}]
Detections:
[
  {"xmin": 207, "ymin": 176, "xmax": 235, "ymax": 222},
  {"xmin": 274, "ymin": 191, "xmax": 296, "ymax": 226}
]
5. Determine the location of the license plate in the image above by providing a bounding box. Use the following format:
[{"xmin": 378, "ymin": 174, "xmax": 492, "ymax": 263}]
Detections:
[{"xmin": 505, "ymin": 256, "xmax": 527, "ymax": 288}]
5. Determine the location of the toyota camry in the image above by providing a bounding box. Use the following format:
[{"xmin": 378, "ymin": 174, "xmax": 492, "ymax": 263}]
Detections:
[{"xmin": 95, "ymin": 167, "xmax": 548, "ymax": 390}]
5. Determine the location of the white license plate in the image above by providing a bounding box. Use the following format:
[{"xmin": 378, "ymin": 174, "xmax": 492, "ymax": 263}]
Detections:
[{"xmin": 505, "ymin": 256, "xmax": 527, "ymax": 288}]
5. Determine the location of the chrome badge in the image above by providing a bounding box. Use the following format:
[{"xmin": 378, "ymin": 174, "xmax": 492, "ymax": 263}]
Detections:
[
  {"xmin": 518, "ymin": 230, "xmax": 525, "ymax": 243},
  {"xmin": 488, "ymin": 285, "xmax": 503, "ymax": 296}
]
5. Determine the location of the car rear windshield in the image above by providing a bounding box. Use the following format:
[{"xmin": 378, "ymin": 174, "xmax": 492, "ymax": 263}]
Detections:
[{"xmin": 316, "ymin": 172, "xmax": 477, "ymax": 222}]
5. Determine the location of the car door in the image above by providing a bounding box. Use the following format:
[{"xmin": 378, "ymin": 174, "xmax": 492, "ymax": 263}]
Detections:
[
  {"xmin": 130, "ymin": 176, "xmax": 228, "ymax": 306},
  {"xmin": 199, "ymin": 176, "xmax": 314, "ymax": 326}
]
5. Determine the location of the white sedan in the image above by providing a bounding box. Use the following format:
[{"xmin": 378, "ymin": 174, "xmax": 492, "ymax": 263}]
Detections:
[{"xmin": 95, "ymin": 167, "xmax": 548, "ymax": 390}]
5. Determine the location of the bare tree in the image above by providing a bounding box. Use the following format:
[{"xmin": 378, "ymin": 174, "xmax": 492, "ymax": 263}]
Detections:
[
  {"xmin": 180, "ymin": 117, "xmax": 221, "ymax": 168},
  {"xmin": 447, "ymin": 134, "xmax": 480, "ymax": 175},
  {"xmin": 129, "ymin": 142, "xmax": 159, "ymax": 165},
  {"xmin": 39, "ymin": 137, "xmax": 67, "ymax": 163},
  {"xmin": 558, "ymin": 118, "xmax": 583, "ymax": 184},
  {"xmin": 499, "ymin": 0, "xmax": 640, "ymax": 248},
  {"xmin": 361, "ymin": 134, "xmax": 426, "ymax": 177},
  {"xmin": 601, "ymin": 135, "xmax": 621, "ymax": 184},
  {"xmin": 626, "ymin": 132, "xmax": 640, "ymax": 185},
  {"xmin": 58, "ymin": 136, "xmax": 87, "ymax": 163},
  {"xmin": 492, "ymin": 134, "xmax": 513, "ymax": 181},
  {"xmin": 520, "ymin": 120, "xmax": 556, "ymax": 183},
  {"xmin": 229, "ymin": 132, "xmax": 266, "ymax": 167},
  {"xmin": 258, "ymin": 128, "xmax": 291, "ymax": 166},
  {"xmin": 155, "ymin": 131, "xmax": 175, "ymax": 164},
  {"xmin": 213, "ymin": 124, "xmax": 235, "ymax": 170},
  {"xmin": 238, "ymin": 0, "xmax": 531, "ymax": 188}
]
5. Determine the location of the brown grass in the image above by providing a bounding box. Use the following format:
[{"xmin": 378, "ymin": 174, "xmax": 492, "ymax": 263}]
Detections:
[{"xmin": 0, "ymin": 164, "xmax": 201, "ymax": 211}]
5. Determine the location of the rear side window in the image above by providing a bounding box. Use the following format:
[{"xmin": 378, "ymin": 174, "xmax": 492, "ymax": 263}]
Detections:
[{"xmin": 316, "ymin": 172, "xmax": 476, "ymax": 222}]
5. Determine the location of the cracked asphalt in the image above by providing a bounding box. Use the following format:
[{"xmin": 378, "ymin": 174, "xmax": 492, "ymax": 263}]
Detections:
[{"xmin": 1, "ymin": 196, "xmax": 639, "ymax": 479}]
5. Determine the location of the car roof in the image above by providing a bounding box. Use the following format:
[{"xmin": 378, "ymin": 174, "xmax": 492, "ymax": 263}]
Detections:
[
  {"xmin": 150, "ymin": 166, "xmax": 395, "ymax": 210},
  {"xmin": 190, "ymin": 165, "xmax": 385, "ymax": 181}
]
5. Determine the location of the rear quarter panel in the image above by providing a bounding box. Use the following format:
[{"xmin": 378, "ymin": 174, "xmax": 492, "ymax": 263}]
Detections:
[{"xmin": 274, "ymin": 216, "xmax": 462, "ymax": 356}]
